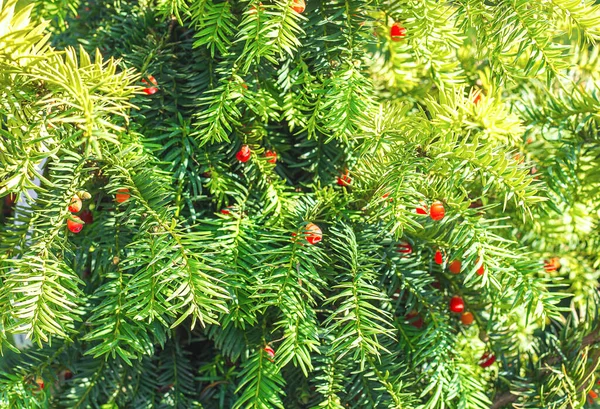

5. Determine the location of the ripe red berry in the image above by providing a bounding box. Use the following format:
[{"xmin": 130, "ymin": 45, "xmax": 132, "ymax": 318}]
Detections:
[
  {"xmin": 337, "ymin": 172, "xmax": 352, "ymax": 187},
  {"xmin": 429, "ymin": 201, "xmax": 445, "ymax": 221},
  {"xmin": 304, "ymin": 223, "xmax": 322, "ymax": 245},
  {"xmin": 264, "ymin": 346, "xmax": 275, "ymax": 359},
  {"xmin": 449, "ymin": 295, "xmax": 464, "ymax": 313},
  {"xmin": 434, "ymin": 250, "xmax": 443, "ymax": 265},
  {"xmin": 236, "ymin": 145, "xmax": 251, "ymax": 163},
  {"xmin": 291, "ymin": 0, "xmax": 305, "ymax": 13},
  {"xmin": 79, "ymin": 209, "xmax": 93, "ymax": 224},
  {"xmin": 265, "ymin": 150, "xmax": 277, "ymax": 164},
  {"xmin": 476, "ymin": 257, "xmax": 485, "ymax": 275},
  {"xmin": 478, "ymin": 352, "xmax": 496, "ymax": 368},
  {"xmin": 390, "ymin": 23, "xmax": 406, "ymax": 41},
  {"xmin": 544, "ymin": 257, "xmax": 561, "ymax": 272},
  {"xmin": 142, "ymin": 75, "xmax": 159, "ymax": 95},
  {"xmin": 68, "ymin": 195, "xmax": 82, "ymax": 213},
  {"xmin": 221, "ymin": 206, "xmax": 235, "ymax": 215},
  {"xmin": 461, "ymin": 311, "xmax": 474, "ymax": 325},
  {"xmin": 116, "ymin": 188, "xmax": 130, "ymax": 203},
  {"xmin": 416, "ymin": 206, "xmax": 428, "ymax": 215},
  {"xmin": 63, "ymin": 370, "xmax": 73, "ymax": 380},
  {"xmin": 67, "ymin": 216, "xmax": 84, "ymax": 233},
  {"xmin": 449, "ymin": 260, "xmax": 461, "ymax": 274},
  {"xmin": 397, "ymin": 242, "xmax": 412, "ymax": 254}
]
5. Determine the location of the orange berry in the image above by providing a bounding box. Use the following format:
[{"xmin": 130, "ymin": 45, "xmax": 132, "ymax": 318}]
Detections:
[
  {"xmin": 291, "ymin": 0, "xmax": 305, "ymax": 13},
  {"xmin": 429, "ymin": 201, "xmax": 445, "ymax": 221},
  {"xmin": 116, "ymin": 188, "xmax": 130, "ymax": 203},
  {"xmin": 265, "ymin": 150, "xmax": 277, "ymax": 164},
  {"xmin": 67, "ymin": 217, "xmax": 84, "ymax": 233},
  {"xmin": 449, "ymin": 260, "xmax": 461, "ymax": 274},
  {"xmin": 304, "ymin": 223, "xmax": 322, "ymax": 245},
  {"xmin": 461, "ymin": 311, "xmax": 474, "ymax": 325}
]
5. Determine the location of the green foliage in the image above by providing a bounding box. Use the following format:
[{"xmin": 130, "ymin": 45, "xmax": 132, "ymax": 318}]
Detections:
[{"xmin": 1, "ymin": 0, "xmax": 600, "ymax": 408}]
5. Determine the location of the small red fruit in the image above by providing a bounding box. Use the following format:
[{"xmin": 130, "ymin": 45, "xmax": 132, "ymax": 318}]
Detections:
[
  {"xmin": 589, "ymin": 390, "xmax": 599, "ymax": 404},
  {"xmin": 449, "ymin": 296, "xmax": 464, "ymax": 313},
  {"xmin": 291, "ymin": 0, "xmax": 305, "ymax": 13},
  {"xmin": 434, "ymin": 250, "xmax": 443, "ymax": 265},
  {"xmin": 79, "ymin": 209, "xmax": 94, "ymax": 224},
  {"xmin": 68, "ymin": 195, "xmax": 82, "ymax": 213},
  {"xmin": 264, "ymin": 346, "xmax": 275, "ymax": 359},
  {"xmin": 476, "ymin": 257, "xmax": 485, "ymax": 275},
  {"xmin": 142, "ymin": 75, "xmax": 159, "ymax": 95},
  {"xmin": 449, "ymin": 260, "xmax": 461, "ymax": 274},
  {"xmin": 67, "ymin": 216, "xmax": 84, "ymax": 233},
  {"xmin": 220, "ymin": 206, "xmax": 234, "ymax": 215},
  {"xmin": 397, "ymin": 242, "xmax": 412, "ymax": 254},
  {"xmin": 405, "ymin": 311, "xmax": 423, "ymax": 329},
  {"xmin": 304, "ymin": 223, "xmax": 322, "ymax": 245},
  {"xmin": 265, "ymin": 150, "xmax": 277, "ymax": 164},
  {"xmin": 236, "ymin": 145, "xmax": 251, "ymax": 163},
  {"xmin": 478, "ymin": 352, "xmax": 496, "ymax": 368},
  {"xmin": 473, "ymin": 93, "xmax": 482, "ymax": 104},
  {"xmin": 544, "ymin": 257, "xmax": 561, "ymax": 272},
  {"xmin": 63, "ymin": 370, "xmax": 73, "ymax": 380},
  {"xmin": 116, "ymin": 188, "xmax": 130, "ymax": 203},
  {"xmin": 461, "ymin": 311, "xmax": 474, "ymax": 325},
  {"xmin": 390, "ymin": 23, "xmax": 406, "ymax": 41},
  {"xmin": 429, "ymin": 201, "xmax": 445, "ymax": 221},
  {"xmin": 416, "ymin": 206, "xmax": 428, "ymax": 215},
  {"xmin": 337, "ymin": 172, "xmax": 352, "ymax": 187}
]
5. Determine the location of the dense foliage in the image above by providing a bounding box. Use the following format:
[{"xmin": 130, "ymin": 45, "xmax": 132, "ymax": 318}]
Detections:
[{"xmin": 1, "ymin": 0, "xmax": 600, "ymax": 408}]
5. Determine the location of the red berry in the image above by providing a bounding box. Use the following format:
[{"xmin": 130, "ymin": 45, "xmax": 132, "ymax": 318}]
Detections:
[
  {"xmin": 460, "ymin": 311, "xmax": 474, "ymax": 325},
  {"xmin": 143, "ymin": 87, "xmax": 158, "ymax": 95},
  {"xmin": 63, "ymin": 370, "xmax": 73, "ymax": 380},
  {"xmin": 79, "ymin": 209, "xmax": 93, "ymax": 224},
  {"xmin": 449, "ymin": 260, "xmax": 461, "ymax": 274},
  {"xmin": 449, "ymin": 295, "xmax": 464, "ymax": 313},
  {"xmin": 304, "ymin": 223, "xmax": 322, "ymax": 245},
  {"xmin": 236, "ymin": 145, "xmax": 251, "ymax": 163},
  {"xmin": 434, "ymin": 250, "xmax": 443, "ymax": 265},
  {"xmin": 416, "ymin": 206, "xmax": 428, "ymax": 215},
  {"xmin": 473, "ymin": 93, "xmax": 482, "ymax": 104},
  {"xmin": 264, "ymin": 346, "xmax": 275, "ymax": 359},
  {"xmin": 68, "ymin": 195, "xmax": 82, "ymax": 213},
  {"xmin": 476, "ymin": 257, "xmax": 485, "ymax": 275},
  {"xmin": 116, "ymin": 188, "xmax": 130, "ymax": 203},
  {"xmin": 142, "ymin": 75, "xmax": 158, "ymax": 86},
  {"xmin": 67, "ymin": 216, "xmax": 84, "ymax": 233},
  {"xmin": 220, "ymin": 206, "xmax": 234, "ymax": 215},
  {"xmin": 405, "ymin": 311, "xmax": 423, "ymax": 329},
  {"xmin": 397, "ymin": 242, "xmax": 412, "ymax": 254},
  {"xmin": 429, "ymin": 201, "xmax": 445, "ymax": 221},
  {"xmin": 544, "ymin": 257, "xmax": 560, "ymax": 272},
  {"xmin": 291, "ymin": 0, "xmax": 305, "ymax": 13},
  {"xmin": 390, "ymin": 23, "xmax": 406, "ymax": 41},
  {"xmin": 337, "ymin": 172, "xmax": 352, "ymax": 187},
  {"xmin": 265, "ymin": 150, "xmax": 277, "ymax": 164},
  {"xmin": 478, "ymin": 352, "xmax": 496, "ymax": 368}
]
